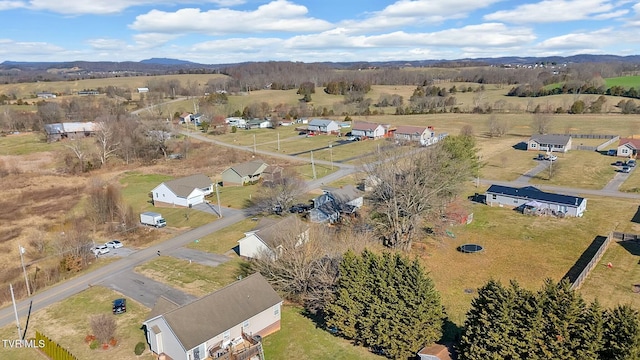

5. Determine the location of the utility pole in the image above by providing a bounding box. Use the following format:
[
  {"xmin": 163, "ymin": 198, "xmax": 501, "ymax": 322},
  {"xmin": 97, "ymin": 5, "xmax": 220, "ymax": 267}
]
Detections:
[
  {"xmin": 253, "ymin": 134, "xmax": 257, "ymax": 154},
  {"xmin": 10, "ymin": 284, "xmax": 21, "ymax": 339},
  {"xmin": 277, "ymin": 133, "xmax": 280, "ymax": 152},
  {"xmin": 329, "ymin": 144, "xmax": 333, "ymax": 170},
  {"xmin": 215, "ymin": 183, "xmax": 222, "ymax": 218},
  {"xmin": 19, "ymin": 245, "xmax": 30, "ymax": 297},
  {"xmin": 311, "ymin": 150, "xmax": 317, "ymax": 179}
]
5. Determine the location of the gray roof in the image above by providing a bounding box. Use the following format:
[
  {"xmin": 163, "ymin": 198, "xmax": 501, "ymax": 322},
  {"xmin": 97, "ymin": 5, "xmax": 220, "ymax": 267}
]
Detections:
[
  {"xmin": 226, "ymin": 160, "xmax": 268, "ymax": 177},
  {"xmin": 325, "ymin": 184, "xmax": 363, "ymax": 204},
  {"xmin": 250, "ymin": 216, "xmax": 303, "ymax": 248},
  {"xmin": 147, "ymin": 296, "xmax": 179, "ymax": 321},
  {"xmin": 530, "ymin": 134, "xmax": 571, "ymax": 146},
  {"xmin": 308, "ymin": 118, "xmax": 336, "ymax": 127},
  {"xmin": 44, "ymin": 123, "xmax": 64, "ymax": 135},
  {"xmin": 352, "ymin": 121, "xmax": 382, "ymax": 131},
  {"xmin": 62, "ymin": 122, "xmax": 97, "ymax": 133},
  {"xmin": 163, "ymin": 174, "xmax": 212, "ymax": 197},
  {"xmin": 159, "ymin": 273, "xmax": 281, "ymax": 351}
]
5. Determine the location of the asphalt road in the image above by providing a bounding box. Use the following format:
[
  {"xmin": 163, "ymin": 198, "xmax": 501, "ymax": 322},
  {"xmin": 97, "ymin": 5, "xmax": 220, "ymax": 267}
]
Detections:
[{"xmin": 97, "ymin": 271, "xmax": 197, "ymax": 308}]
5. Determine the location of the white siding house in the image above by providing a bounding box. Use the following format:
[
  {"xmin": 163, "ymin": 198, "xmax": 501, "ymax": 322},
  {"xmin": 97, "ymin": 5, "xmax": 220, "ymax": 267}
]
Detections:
[
  {"xmin": 307, "ymin": 119, "xmax": 340, "ymax": 134},
  {"xmin": 143, "ymin": 273, "xmax": 282, "ymax": 360},
  {"xmin": 152, "ymin": 174, "xmax": 213, "ymax": 208},
  {"xmin": 238, "ymin": 217, "xmax": 308, "ymax": 259},
  {"xmin": 351, "ymin": 121, "xmax": 387, "ymax": 139},
  {"xmin": 617, "ymin": 138, "xmax": 640, "ymax": 158},
  {"xmin": 393, "ymin": 125, "xmax": 435, "ymax": 146}
]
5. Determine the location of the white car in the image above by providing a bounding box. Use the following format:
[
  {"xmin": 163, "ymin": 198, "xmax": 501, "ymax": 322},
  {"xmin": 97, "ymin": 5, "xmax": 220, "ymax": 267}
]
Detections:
[
  {"xmin": 546, "ymin": 154, "xmax": 558, "ymax": 161},
  {"xmin": 105, "ymin": 240, "xmax": 123, "ymax": 249},
  {"xmin": 92, "ymin": 244, "xmax": 110, "ymax": 255}
]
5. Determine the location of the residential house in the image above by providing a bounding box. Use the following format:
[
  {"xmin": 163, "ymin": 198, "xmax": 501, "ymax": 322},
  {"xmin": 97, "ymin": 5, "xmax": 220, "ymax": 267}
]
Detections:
[
  {"xmin": 36, "ymin": 92, "xmax": 56, "ymax": 99},
  {"xmin": 143, "ymin": 273, "xmax": 282, "ymax": 360},
  {"xmin": 43, "ymin": 122, "xmax": 97, "ymax": 142},
  {"xmin": 191, "ymin": 113, "xmax": 205, "ymax": 125},
  {"xmin": 527, "ymin": 134, "xmax": 572, "ymax": 153},
  {"xmin": 179, "ymin": 113, "xmax": 192, "ymax": 124},
  {"xmin": 152, "ymin": 174, "xmax": 213, "ymax": 208},
  {"xmin": 309, "ymin": 185, "xmax": 364, "ymax": 223},
  {"xmin": 77, "ymin": 90, "xmax": 100, "ymax": 96},
  {"xmin": 393, "ymin": 125, "xmax": 435, "ymax": 146},
  {"xmin": 238, "ymin": 216, "xmax": 309, "ymax": 259},
  {"xmin": 351, "ymin": 121, "xmax": 387, "ymax": 139},
  {"xmin": 307, "ymin": 119, "xmax": 340, "ymax": 134},
  {"xmin": 225, "ymin": 117, "xmax": 247, "ymax": 128},
  {"xmin": 245, "ymin": 118, "xmax": 272, "ymax": 129},
  {"xmin": 417, "ymin": 344, "xmax": 453, "ymax": 360},
  {"xmin": 485, "ymin": 184, "xmax": 587, "ymax": 217},
  {"xmin": 221, "ymin": 160, "xmax": 268, "ymax": 186},
  {"xmin": 617, "ymin": 138, "xmax": 640, "ymax": 158},
  {"xmin": 137, "ymin": 87, "xmax": 149, "ymax": 93}
]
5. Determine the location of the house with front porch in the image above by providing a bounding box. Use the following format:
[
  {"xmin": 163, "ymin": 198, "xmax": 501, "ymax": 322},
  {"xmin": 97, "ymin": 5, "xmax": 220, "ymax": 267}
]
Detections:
[
  {"xmin": 221, "ymin": 160, "xmax": 268, "ymax": 186},
  {"xmin": 617, "ymin": 138, "xmax": 640, "ymax": 158},
  {"xmin": 393, "ymin": 125, "xmax": 435, "ymax": 146},
  {"xmin": 485, "ymin": 184, "xmax": 586, "ymax": 217},
  {"xmin": 351, "ymin": 121, "xmax": 387, "ymax": 139},
  {"xmin": 307, "ymin": 119, "xmax": 340, "ymax": 134},
  {"xmin": 143, "ymin": 273, "xmax": 282, "ymax": 360},
  {"xmin": 238, "ymin": 216, "xmax": 309, "ymax": 259},
  {"xmin": 527, "ymin": 134, "xmax": 572, "ymax": 153}
]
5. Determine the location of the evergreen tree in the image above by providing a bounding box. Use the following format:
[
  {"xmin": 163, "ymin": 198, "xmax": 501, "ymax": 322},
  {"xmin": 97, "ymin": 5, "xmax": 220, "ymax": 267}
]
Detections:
[
  {"xmin": 326, "ymin": 250, "xmax": 443, "ymax": 359},
  {"xmin": 601, "ymin": 304, "xmax": 640, "ymax": 360}
]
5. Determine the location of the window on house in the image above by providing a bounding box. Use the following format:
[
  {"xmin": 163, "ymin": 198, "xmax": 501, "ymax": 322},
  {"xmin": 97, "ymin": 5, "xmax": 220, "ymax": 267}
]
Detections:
[
  {"xmin": 273, "ymin": 305, "xmax": 280, "ymax": 316},
  {"xmin": 492, "ymin": 194, "xmax": 497, "ymax": 200},
  {"xmin": 223, "ymin": 330, "xmax": 230, "ymax": 340},
  {"xmin": 243, "ymin": 320, "xmax": 249, "ymax": 329},
  {"xmin": 155, "ymin": 193, "xmax": 158, "ymax": 198},
  {"xmin": 531, "ymin": 143, "xmax": 536, "ymax": 148},
  {"xmin": 514, "ymin": 200, "xmax": 518, "ymax": 204}
]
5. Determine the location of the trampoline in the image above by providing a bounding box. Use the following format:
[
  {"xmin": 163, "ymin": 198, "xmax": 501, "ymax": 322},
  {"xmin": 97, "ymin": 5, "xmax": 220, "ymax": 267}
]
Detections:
[{"xmin": 458, "ymin": 244, "xmax": 484, "ymax": 253}]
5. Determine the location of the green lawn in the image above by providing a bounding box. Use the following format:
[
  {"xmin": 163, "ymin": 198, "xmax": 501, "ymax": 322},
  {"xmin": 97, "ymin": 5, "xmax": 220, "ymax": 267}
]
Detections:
[
  {"xmin": 135, "ymin": 256, "xmax": 246, "ymax": 297},
  {"xmin": 119, "ymin": 171, "xmax": 218, "ymax": 228},
  {"xmin": 187, "ymin": 217, "xmax": 258, "ymax": 254},
  {"xmin": 214, "ymin": 184, "xmax": 261, "ymax": 209},
  {"xmin": 0, "ymin": 132, "xmax": 63, "ymax": 155},
  {"xmin": 605, "ymin": 76, "xmax": 640, "ymax": 89},
  {"xmin": 262, "ymin": 306, "xmax": 381, "ymax": 360},
  {"xmin": 0, "ymin": 286, "xmax": 154, "ymax": 360},
  {"xmin": 529, "ymin": 150, "xmax": 615, "ymax": 189},
  {"xmin": 419, "ymin": 190, "xmax": 640, "ymax": 325}
]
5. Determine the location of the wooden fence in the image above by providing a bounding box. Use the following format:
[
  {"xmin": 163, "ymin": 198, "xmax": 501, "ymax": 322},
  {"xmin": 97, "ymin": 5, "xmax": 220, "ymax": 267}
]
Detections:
[
  {"xmin": 570, "ymin": 231, "xmax": 637, "ymax": 290},
  {"xmin": 35, "ymin": 330, "xmax": 79, "ymax": 360}
]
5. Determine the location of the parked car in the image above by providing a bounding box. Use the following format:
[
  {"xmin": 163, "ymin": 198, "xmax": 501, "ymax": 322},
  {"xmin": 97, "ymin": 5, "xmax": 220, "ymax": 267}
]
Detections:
[
  {"xmin": 614, "ymin": 160, "xmax": 626, "ymax": 166},
  {"xmin": 298, "ymin": 131, "xmax": 307, "ymax": 135},
  {"xmin": 105, "ymin": 240, "xmax": 123, "ymax": 249},
  {"xmin": 112, "ymin": 298, "xmax": 126, "ymax": 315},
  {"xmin": 628, "ymin": 159, "xmax": 637, "ymax": 167},
  {"xmin": 607, "ymin": 149, "xmax": 617, "ymax": 156},
  {"xmin": 535, "ymin": 154, "xmax": 545, "ymax": 160},
  {"xmin": 545, "ymin": 154, "xmax": 558, "ymax": 161},
  {"xmin": 622, "ymin": 166, "xmax": 631, "ymax": 173},
  {"xmin": 92, "ymin": 244, "xmax": 110, "ymax": 255},
  {"xmin": 347, "ymin": 136, "xmax": 359, "ymax": 141}
]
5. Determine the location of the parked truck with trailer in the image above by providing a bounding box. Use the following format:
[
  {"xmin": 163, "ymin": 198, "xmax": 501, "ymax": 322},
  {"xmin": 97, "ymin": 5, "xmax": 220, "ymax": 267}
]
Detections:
[{"xmin": 140, "ymin": 212, "xmax": 166, "ymax": 228}]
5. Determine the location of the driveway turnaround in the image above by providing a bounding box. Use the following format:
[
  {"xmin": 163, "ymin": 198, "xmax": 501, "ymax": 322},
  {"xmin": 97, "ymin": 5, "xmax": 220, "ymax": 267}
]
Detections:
[
  {"xmin": 166, "ymin": 247, "xmax": 230, "ymax": 267},
  {"xmin": 96, "ymin": 271, "xmax": 197, "ymax": 308}
]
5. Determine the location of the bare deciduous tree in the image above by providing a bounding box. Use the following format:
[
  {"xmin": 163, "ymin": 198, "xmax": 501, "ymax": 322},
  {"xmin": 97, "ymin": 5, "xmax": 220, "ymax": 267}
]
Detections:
[
  {"xmin": 366, "ymin": 137, "xmax": 478, "ymax": 251},
  {"xmin": 533, "ymin": 113, "xmax": 552, "ymax": 134},
  {"xmin": 95, "ymin": 118, "xmax": 120, "ymax": 166},
  {"xmin": 487, "ymin": 115, "xmax": 509, "ymax": 137},
  {"xmin": 90, "ymin": 314, "xmax": 116, "ymax": 344},
  {"xmin": 246, "ymin": 169, "xmax": 305, "ymax": 214}
]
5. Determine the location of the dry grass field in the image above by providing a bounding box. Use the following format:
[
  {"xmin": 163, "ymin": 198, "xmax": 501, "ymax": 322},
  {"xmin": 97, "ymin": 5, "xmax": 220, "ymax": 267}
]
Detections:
[
  {"xmin": 0, "ymin": 286, "xmax": 155, "ymax": 360},
  {"xmin": 529, "ymin": 150, "xmax": 616, "ymax": 189}
]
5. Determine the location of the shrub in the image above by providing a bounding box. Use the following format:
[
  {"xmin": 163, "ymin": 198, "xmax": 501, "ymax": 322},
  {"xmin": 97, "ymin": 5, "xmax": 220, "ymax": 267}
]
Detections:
[
  {"xmin": 109, "ymin": 338, "xmax": 117, "ymax": 347},
  {"xmin": 134, "ymin": 342, "xmax": 146, "ymax": 355},
  {"xmin": 90, "ymin": 313, "xmax": 116, "ymax": 344},
  {"xmin": 89, "ymin": 339, "xmax": 100, "ymax": 350},
  {"xmin": 102, "ymin": 343, "xmax": 109, "ymax": 350},
  {"xmin": 85, "ymin": 334, "xmax": 96, "ymax": 343}
]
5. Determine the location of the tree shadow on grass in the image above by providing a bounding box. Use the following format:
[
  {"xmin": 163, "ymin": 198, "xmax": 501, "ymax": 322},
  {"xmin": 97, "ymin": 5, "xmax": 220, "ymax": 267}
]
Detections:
[
  {"xmin": 617, "ymin": 239, "xmax": 640, "ymax": 257},
  {"xmin": 512, "ymin": 142, "xmax": 528, "ymax": 151},
  {"xmin": 631, "ymin": 206, "xmax": 640, "ymax": 224}
]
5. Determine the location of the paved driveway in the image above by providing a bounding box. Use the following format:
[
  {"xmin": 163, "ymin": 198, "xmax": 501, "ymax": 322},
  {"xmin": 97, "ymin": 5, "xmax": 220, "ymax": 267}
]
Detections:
[
  {"xmin": 515, "ymin": 160, "xmax": 550, "ymax": 183},
  {"xmin": 603, "ymin": 166, "xmax": 634, "ymax": 191},
  {"xmin": 166, "ymin": 247, "xmax": 231, "ymax": 267},
  {"xmin": 192, "ymin": 202, "xmax": 244, "ymax": 218},
  {"xmin": 96, "ymin": 271, "xmax": 197, "ymax": 307}
]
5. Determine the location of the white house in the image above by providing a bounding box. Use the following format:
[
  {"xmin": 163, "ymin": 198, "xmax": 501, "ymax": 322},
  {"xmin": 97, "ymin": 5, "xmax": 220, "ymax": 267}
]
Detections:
[
  {"xmin": 527, "ymin": 134, "xmax": 572, "ymax": 153},
  {"xmin": 238, "ymin": 216, "xmax": 309, "ymax": 259},
  {"xmin": 143, "ymin": 273, "xmax": 282, "ymax": 360},
  {"xmin": 617, "ymin": 138, "xmax": 640, "ymax": 158},
  {"xmin": 393, "ymin": 125, "xmax": 435, "ymax": 146},
  {"xmin": 152, "ymin": 174, "xmax": 213, "ymax": 208},
  {"xmin": 351, "ymin": 121, "xmax": 387, "ymax": 139},
  {"xmin": 307, "ymin": 119, "xmax": 340, "ymax": 134},
  {"xmin": 225, "ymin": 117, "xmax": 247, "ymax": 128}
]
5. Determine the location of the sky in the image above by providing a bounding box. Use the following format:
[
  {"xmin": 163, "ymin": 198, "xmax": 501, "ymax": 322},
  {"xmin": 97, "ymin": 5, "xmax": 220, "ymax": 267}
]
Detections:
[{"xmin": 1, "ymin": 0, "xmax": 639, "ymax": 64}]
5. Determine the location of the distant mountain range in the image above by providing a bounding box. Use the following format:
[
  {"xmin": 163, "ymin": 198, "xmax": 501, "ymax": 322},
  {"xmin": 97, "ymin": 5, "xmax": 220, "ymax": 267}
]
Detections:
[{"xmin": 1, "ymin": 54, "xmax": 639, "ymax": 73}]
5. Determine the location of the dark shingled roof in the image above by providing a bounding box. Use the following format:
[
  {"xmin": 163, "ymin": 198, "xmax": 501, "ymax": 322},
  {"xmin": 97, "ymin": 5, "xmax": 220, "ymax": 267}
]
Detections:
[
  {"xmin": 486, "ymin": 185, "xmax": 584, "ymax": 206},
  {"xmin": 352, "ymin": 121, "xmax": 382, "ymax": 131},
  {"xmin": 326, "ymin": 184, "xmax": 363, "ymax": 204},
  {"xmin": 249, "ymin": 216, "xmax": 303, "ymax": 248},
  {"xmin": 529, "ymin": 134, "xmax": 571, "ymax": 146},
  {"xmin": 226, "ymin": 160, "xmax": 268, "ymax": 177},
  {"xmin": 160, "ymin": 273, "xmax": 281, "ymax": 351},
  {"xmin": 163, "ymin": 174, "xmax": 212, "ymax": 198},
  {"xmin": 147, "ymin": 296, "xmax": 179, "ymax": 321}
]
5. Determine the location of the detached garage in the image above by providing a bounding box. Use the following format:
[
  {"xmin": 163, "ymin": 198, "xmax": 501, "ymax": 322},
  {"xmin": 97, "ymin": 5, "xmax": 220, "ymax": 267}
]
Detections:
[{"xmin": 152, "ymin": 174, "xmax": 213, "ymax": 208}]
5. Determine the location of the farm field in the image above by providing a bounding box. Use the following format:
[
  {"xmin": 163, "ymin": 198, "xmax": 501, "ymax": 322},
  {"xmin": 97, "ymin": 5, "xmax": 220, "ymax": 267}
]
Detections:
[
  {"xmin": 419, "ymin": 191, "xmax": 640, "ymax": 325},
  {"xmin": 0, "ymin": 286, "xmax": 155, "ymax": 360},
  {"xmin": 605, "ymin": 75, "xmax": 640, "ymax": 89}
]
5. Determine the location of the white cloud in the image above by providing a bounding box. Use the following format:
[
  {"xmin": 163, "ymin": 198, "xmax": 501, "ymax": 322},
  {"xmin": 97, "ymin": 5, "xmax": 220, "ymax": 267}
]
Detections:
[
  {"xmin": 0, "ymin": 1, "xmax": 25, "ymax": 11},
  {"xmin": 130, "ymin": 0, "xmax": 332, "ymax": 34},
  {"xmin": 339, "ymin": 0, "xmax": 502, "ymax": 33},
  {"xmin": 535, "ymin": 28, "xmax": 627, "ymax": 50},
  {"xmin": 86, "ymin": 38, "xmax": 128, "ymax": 50},
  {"xmin": 0, "ymin": 39, "xmax": 65, "ymax": 56},
  {"xmin": 485, "ymin": 0, "xmax": 629, "ymax": 23},
  {"xmin": 7, "ymin": 0, "xmax": 245, "ymax": 15}
]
